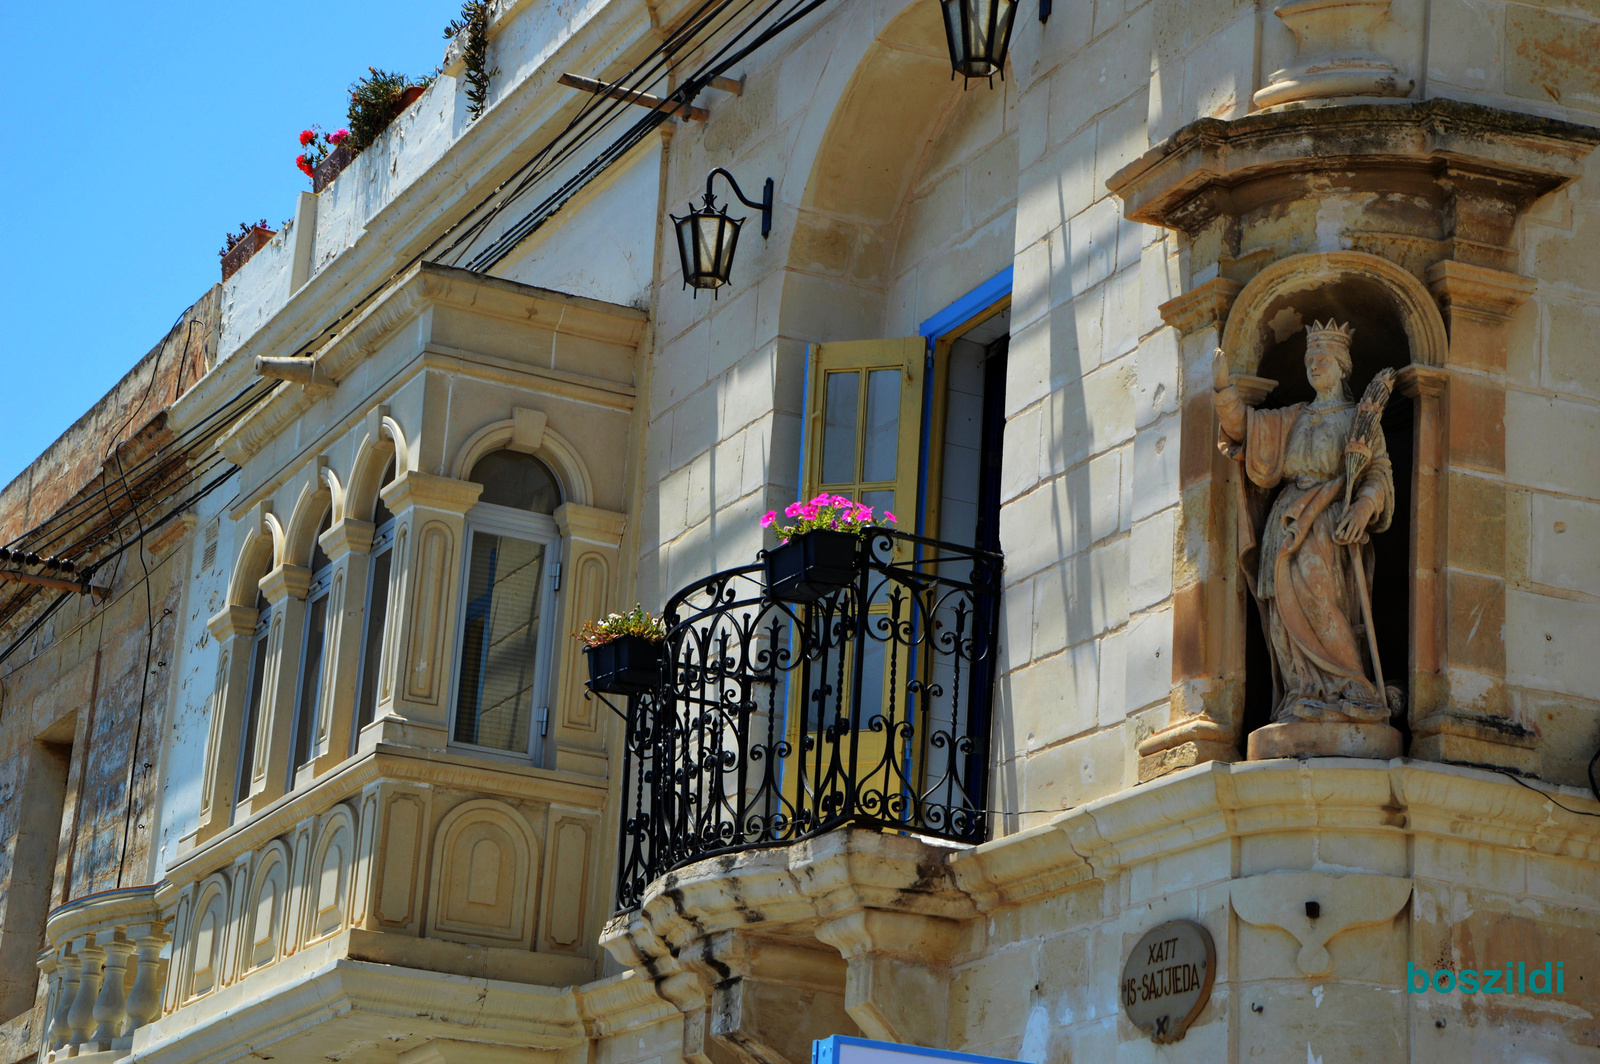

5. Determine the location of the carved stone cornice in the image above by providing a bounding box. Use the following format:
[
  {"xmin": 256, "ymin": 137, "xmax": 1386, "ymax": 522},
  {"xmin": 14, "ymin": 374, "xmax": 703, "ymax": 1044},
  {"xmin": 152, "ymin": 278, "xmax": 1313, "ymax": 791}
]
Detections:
[
  {"xmin": 206, "ymin": 604, "xmax": 259, "ymax": 641},
  {"xmin": 554, "ymin": 503, "xmax": 628, "ymax": 547},
  {"xmin": 1425, "ymin": 260, "xmax": 1537, "ymax": 325},
  {"xmin": 1108, "ymin": 99, "xmax": 1600, "ymax": 235},
  {"xmin": 320, "ymin": 517, "xmax": 375, "ymax": 559},
  {"xmin": 380, "ymin": 471, "xmax": 483, "ymax": 515},
  {"xmin": 1396, "ymin": 363, "xmax": 1448, "ymax": 399},
  {"xmin": 258, "ymin": 563, "xmax": 312, "ymax": 604},
  {"xmin": 1159, "ymin": 277, "xmax": 1244, "ymax": 335}
]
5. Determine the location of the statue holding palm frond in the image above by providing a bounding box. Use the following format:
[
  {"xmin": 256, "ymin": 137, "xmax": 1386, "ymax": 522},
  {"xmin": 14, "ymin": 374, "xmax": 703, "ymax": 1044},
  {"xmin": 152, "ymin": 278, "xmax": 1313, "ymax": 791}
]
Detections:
[{"xmin": 1213, "ymin": 320, "xmax": 1398, "ymax": 726}]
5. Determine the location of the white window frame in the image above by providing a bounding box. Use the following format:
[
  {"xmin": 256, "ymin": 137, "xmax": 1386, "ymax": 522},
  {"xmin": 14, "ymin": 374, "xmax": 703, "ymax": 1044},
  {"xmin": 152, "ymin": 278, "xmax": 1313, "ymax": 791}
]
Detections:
[
  {"xmin": 232, "ymin": 600, "xmax": 273, "ymax": 823},
  {"xmin": 288, "ymin": 560, "xmax": 335, "ymax": 784},
  {"xmin": 351, "ymin": 511, "xmax": 399, "ymax": 754},
  {"xmin": 446, "ymin": 500, "xmax": 563, "ymax": 763}
]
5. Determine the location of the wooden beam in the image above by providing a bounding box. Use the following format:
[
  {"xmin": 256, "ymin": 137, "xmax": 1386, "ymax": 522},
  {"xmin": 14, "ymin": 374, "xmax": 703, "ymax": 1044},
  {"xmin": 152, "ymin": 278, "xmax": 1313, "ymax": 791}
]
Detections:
[
  {"xmin": 0, "ymin": 569, "xmax": 111, "ymax": 600},
  {"xmin": 710, "ymin": 75, "xmax": 744, "ymax": 95},
  {"xmin": 558, "ymin": 74, "xmax": 709, "ymax": 122}
]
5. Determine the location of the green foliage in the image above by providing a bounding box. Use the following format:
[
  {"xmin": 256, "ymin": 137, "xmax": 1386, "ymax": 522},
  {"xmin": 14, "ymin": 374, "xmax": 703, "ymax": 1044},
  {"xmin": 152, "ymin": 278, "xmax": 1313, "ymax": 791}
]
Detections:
[
  {"xmin": 346, "ymin": 68, "xmax": 436, "ymax": 153},
  {"xmin": 444, "ymin": 1, "xmax": 499, "ymax": 120},
  {"xmin": 577, "ymin": 605, "xmax": 667, "ymax": 647},
  {"xmin": 219, "ymin": 220, "xmax": 271, "ymax": 260}
]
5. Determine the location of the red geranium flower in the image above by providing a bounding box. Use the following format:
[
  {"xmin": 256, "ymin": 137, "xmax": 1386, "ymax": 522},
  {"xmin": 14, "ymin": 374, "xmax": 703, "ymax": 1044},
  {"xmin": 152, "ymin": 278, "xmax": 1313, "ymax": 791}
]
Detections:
[{"xmin": 299, "ymin": 129, "xmax": 316, "ymax": 147}]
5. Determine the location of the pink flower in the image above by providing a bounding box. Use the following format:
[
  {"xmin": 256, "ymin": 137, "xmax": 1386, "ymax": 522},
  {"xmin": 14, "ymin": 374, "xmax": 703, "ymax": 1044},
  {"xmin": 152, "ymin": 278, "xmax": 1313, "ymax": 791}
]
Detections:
[
  {"xmin": 330, "ymin": 128, "xmax": 350, "ymax": 145},
  {"xmin": 883, "ymin": 511, "xmax": 897, "ymax": 524},
  {"xmin": 761, "ymin": 510, "xmax": 776, "ymax": 528}
]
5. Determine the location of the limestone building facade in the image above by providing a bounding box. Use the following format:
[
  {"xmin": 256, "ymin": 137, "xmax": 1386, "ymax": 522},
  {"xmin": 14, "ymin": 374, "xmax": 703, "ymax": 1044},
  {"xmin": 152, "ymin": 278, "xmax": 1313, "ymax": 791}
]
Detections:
[{"xmin": 2, "ymin": 0, "xmax": 1599, "ymax": 1061}]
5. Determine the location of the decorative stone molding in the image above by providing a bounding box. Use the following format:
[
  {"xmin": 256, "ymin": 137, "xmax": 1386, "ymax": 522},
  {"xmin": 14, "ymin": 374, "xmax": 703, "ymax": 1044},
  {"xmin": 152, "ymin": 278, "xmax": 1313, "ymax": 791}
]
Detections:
[
  {"xmin": 1158, "ymin": 277, "xmax": 1243, "ymax": 336},
  {"xmin": 1109, "ymin": 100, "xmax": 1600, "ymax": 257},
  {"xmin": 1254, "ymin": 0, "xmax": 1413, "ymax": 110},
  {"xmin": 1229, "ymin": 872, "xmax": 1412, "ymax": 975},
  {"xmin": 603, "ymin": 829, "xmax": 976, "ymax": 1063}
]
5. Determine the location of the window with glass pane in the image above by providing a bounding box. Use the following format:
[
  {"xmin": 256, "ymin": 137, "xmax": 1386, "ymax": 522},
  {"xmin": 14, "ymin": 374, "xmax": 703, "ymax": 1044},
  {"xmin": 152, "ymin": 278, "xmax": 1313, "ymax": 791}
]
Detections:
[
  {"xmin": 236, "ymin": 593, "xmax": 271, "ymax": 809},
  {"xmin": 353, "ymin": 464, "xmax": 397, "ymax": 743},
  {"xmin": 452, "ymin": 530, "xmax": 548, "ymax": 751},
  {"xmin": 820, "ymin": 367, "xmax": 902, "ymax": 512},
  {"xmin": 290, "ymin": 511, "xmax": 333, "ymax": 775}
]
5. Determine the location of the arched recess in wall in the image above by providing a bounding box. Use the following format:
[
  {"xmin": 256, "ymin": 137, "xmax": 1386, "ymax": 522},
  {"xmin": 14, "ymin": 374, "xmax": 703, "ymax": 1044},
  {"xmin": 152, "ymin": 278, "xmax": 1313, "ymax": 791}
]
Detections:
[
  {"xmin": 283, "ymin": 476, "xmax": 335, "ymax": 569},
  {"xmin": 425, "ymin": 798, "xmax": 540, "ymax": 950},
  {"xmin": 185, "ymin": 874, "xmax": 231, "ymax": 1001},
  {"xmin": 775, "ymin": 0, "xmax": 1013, "ymax": 341},
  {"xmin": 304, "ymin": 804, "xmax": 357, "ymax": 944},
  {"xmin": 241, "ymin": 839, "xmax": 292, "ymax": 973},
  {"xmin": 347, "ymin": 415, "xmax": 410, "ymax": 523},
  {"xmin": 1218, "ymin": 250, "xmax": 1447, "ymax": 741},
  {"xmin": 450, "ymin": 416, "xmax": 593, "ymax": 507},
  {"xmin": 227, "ymin": 522, "xmax": 277, "ymax": 609}
]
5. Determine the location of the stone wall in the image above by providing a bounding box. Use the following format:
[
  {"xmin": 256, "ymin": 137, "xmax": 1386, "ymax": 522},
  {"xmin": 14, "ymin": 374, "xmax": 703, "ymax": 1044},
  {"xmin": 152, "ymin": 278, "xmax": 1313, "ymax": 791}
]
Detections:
[{"xmin": 0, "ymin": 285, "xmax": 219, "ymax": 1060}]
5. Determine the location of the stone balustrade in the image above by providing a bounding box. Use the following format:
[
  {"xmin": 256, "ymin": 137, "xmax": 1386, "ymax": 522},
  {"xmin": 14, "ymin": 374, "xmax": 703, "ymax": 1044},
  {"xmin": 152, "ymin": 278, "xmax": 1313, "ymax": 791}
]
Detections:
[{"xmin": 36, "ymin": 885, "xmax": 167, "ymax": 1064}]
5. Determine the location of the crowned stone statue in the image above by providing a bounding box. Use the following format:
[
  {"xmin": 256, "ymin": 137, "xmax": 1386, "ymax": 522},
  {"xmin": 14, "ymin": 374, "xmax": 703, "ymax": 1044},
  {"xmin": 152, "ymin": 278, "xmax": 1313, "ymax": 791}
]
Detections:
[{"xmin": 1214, "ymin": 320, "xmax": 1402, "ymax": 756}]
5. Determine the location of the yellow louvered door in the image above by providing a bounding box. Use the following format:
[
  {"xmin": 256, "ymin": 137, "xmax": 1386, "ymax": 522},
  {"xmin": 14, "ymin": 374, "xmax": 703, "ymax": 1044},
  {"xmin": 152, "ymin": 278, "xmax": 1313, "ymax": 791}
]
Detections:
[{"xmin": 782, "ymin": 337, "xmax": 924, "ymax": 830}]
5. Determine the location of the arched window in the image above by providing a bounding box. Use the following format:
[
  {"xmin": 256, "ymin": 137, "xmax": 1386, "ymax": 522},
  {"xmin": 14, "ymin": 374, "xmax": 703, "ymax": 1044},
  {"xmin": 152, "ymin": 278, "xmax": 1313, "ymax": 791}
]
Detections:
[
  {"xmin": 289, "ymin": 509, "xmax": 334, "ymax": 776},
  {"xmin": 450, "ymin": 451, "xmax": 562, "ymax": 759},
  {"xmin": 353, "ymin": 459, "xmax": 397, "ymax": 743},
  {"xmin": 235, "ymin": 589, "xmax": 272, "ymax": 814}
]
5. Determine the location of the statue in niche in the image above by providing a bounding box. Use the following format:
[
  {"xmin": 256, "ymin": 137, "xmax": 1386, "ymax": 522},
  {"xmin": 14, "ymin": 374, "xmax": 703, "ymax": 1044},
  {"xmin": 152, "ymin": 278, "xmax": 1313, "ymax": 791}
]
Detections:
[{"xmin": 1213, "ymin": 320, "xmax": 1399, "ymax": 726}]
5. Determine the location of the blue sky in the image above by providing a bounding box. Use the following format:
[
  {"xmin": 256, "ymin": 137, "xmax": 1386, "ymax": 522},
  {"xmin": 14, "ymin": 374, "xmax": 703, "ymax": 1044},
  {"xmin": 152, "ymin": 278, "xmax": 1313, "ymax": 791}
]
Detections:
[{"xmin": 0, "ymin": 1, "xmax": 456, "ymax": 488}]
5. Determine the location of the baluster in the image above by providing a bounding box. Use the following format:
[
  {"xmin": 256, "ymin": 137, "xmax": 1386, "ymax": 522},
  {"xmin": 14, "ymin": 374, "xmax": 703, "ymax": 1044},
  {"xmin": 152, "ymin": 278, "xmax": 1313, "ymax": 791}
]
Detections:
[
  {"xmin": 35, "ymin": 953, "xmax": 58, "ymax": 1061},
  {"xmin": 49, "ymin": 951, "xmax": 76, "ymax": 1053},
  {"xmin": 91, "ymin": 938, "xmax": 134, "ymax": 1048},
  {"xmin": 121, "ymin": 934, "xmax": 168, "ymax": 1044},
  {"xmin": 66, "ymin": 945, "xmax": 104, "ymax": 1049}
]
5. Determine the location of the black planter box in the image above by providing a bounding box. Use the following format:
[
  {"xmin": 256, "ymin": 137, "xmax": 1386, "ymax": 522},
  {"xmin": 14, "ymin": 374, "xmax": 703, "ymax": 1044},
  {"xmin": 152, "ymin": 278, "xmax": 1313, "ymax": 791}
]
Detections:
[
  {"xmin": 763, "ymin": 528, "xmax": 861, "ymax": 602},
  {"xmin": 585, "ymin": 635, "xmax": 666, "ymax": 695}
]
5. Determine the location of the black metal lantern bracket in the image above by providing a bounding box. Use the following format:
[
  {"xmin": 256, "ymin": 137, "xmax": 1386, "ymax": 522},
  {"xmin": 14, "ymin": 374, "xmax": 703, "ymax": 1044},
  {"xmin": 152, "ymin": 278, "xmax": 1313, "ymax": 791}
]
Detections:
[{"xmin": 704, "ymin": 167, "xmax": 774, "ymax": 238}]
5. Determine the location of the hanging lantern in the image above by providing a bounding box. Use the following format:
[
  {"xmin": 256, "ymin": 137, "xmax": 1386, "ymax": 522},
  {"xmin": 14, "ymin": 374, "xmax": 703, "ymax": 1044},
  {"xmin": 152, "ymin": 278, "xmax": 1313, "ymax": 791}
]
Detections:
[
  {"xmin": 940, "ymin": 0, "xmax": 1019, "ymax": 85},
  {"xmin": 671, "ymin": 167, "xmax": 773, "ymax": 297}
]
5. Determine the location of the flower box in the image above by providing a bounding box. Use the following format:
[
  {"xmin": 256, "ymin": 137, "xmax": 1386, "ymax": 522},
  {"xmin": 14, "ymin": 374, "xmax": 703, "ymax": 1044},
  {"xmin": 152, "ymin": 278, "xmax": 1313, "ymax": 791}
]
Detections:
[
  {"xmin": 220, "ymin": 226, "xmax": 276, "ymax": 282},
  {"xmin": 313, "ymin": 142, "xmax": 357, "ymax": 194},
  {"xmin": 584, "ymin": 635, "xmax": 667, "ymax": 696},
  {"xmin": 763, "ymin": 528, "xmax": 861, "ymax": 603}
]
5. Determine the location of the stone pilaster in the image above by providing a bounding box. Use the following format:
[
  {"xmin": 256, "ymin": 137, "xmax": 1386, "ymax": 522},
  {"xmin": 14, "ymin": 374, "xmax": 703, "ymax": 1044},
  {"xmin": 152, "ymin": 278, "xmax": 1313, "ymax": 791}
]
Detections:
[
  {"xmin": 369, "ymin": 471, "xmax": 483, "ymax": 749},
  {"xmin": 1410, "ymin": 261, "xmax": 1540, "ymax": 772},
  {"xmin": 311, "ymin": 517, "xmax": 376, "ymax": 773},
  {"xmin": 197, "ymin": 604, "xmax": 259, "ymax": 842},
  {"xmin": 248, "ymin": 563, "xmax": 312, "ymax": 812}
]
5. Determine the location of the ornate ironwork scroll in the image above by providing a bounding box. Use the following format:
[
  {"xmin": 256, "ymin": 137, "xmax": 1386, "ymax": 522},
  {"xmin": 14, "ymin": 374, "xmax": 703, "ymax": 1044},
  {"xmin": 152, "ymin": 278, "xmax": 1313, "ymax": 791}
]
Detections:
[{"xmin": 614, "ymin": 529, "xmax": 1002, "ymax": 910}]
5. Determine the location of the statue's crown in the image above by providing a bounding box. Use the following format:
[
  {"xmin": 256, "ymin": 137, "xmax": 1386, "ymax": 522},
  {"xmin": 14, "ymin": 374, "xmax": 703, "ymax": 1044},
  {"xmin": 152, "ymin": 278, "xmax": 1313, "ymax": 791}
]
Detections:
[{"xmin": 1305, "ymin": 319, "xmax": 1356, "ymax": 346}]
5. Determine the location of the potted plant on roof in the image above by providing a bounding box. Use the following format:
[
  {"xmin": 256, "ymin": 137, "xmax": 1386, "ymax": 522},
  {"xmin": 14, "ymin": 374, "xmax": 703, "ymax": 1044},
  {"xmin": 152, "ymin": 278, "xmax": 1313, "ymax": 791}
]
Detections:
[
  {"xmin": 219, "ymin": 219, "xmax": 277, "ymax": 282},
  {"xmin": 760, "ymin": 495, "xmax": 896, "ymax": 603},
  {"xmin": 579, "ymin": 605, "xmax": 668, "ymax": 696}
]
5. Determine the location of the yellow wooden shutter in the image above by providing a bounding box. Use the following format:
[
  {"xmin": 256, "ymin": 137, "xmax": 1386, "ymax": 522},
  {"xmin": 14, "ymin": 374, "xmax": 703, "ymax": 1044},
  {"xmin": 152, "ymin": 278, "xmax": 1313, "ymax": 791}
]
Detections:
[{"xmin": 804, "ymin": 337, "xmax": 926, "ymax": 526}]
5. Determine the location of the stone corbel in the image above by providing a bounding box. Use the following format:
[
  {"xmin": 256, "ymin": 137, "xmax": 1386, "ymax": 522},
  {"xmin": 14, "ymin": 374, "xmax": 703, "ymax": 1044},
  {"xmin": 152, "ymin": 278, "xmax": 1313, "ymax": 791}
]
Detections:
[
  {"xmin": 1230, "ymin": 872, "xmax": 1412, "ymax": 975},
  {"xmin": 815, "ymin": 909, "xmax": 961, "ymax": 1048},
  {"xmin": 679, "ymin": 931, "xmax": 852, "ymax": 1064}
]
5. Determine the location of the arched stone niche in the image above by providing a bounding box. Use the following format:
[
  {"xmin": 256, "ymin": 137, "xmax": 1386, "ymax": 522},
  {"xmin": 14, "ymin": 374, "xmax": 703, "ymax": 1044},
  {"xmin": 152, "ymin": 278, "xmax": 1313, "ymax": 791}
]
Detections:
[
  {"xmin": 1112, "ymin": 99, "xmax": 1595, "ymax": 779},
  {"xmin": 1218, "ymin": 252, "xmax": 1446, "ymax": 754}
]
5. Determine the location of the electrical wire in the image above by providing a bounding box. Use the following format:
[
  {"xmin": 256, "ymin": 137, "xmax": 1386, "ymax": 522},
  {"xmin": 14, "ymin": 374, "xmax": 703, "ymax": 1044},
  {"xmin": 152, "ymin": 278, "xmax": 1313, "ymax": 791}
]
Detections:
[
  {"xmin": 1500, "ymin": 769, "xmax": 1600, "ymax": 819},
  {"xmin": 277, "ymin": 0, "xmax": 835, "ymax": 366}
]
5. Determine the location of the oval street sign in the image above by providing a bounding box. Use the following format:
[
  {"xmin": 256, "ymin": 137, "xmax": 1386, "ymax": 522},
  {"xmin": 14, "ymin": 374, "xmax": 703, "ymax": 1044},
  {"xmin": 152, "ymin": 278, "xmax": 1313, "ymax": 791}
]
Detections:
[{"xmin": 1120, "ymin": 919, "xmax": 1216, "ymax": 1044}]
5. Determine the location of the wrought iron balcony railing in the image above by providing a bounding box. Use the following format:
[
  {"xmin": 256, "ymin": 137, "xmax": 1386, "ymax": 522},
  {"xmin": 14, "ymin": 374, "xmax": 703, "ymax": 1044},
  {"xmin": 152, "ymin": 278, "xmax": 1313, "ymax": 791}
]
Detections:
[{"xmin": 614, "ymin": 528, "xmax": 1002, "ymax": 910}]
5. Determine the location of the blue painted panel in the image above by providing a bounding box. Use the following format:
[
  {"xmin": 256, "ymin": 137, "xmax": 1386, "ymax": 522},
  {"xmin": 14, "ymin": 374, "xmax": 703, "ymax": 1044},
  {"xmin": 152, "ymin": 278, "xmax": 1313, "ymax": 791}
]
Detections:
[
  {"xmin": 813, "ymin": 1035, "xmax": 1019, "ymax": 1064},
  {"xmin": 917, "ymin": 266, "xmax": 1014, "ymax": 340}
]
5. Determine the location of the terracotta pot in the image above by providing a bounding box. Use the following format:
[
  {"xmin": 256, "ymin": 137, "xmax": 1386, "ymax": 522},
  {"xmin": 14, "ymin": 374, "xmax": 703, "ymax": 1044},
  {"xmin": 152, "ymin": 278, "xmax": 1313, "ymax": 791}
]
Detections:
[
  {"xmin": 762, "ymin": 529, "xmax": 862, "ymax": 603},
  {"xmin": 312, "ymin": 142, "xmax": 356, "ymax": 194},
  {"xmin": 584, "ymin": 635, "xmax": 667, "ymax": 696},
  {"xmin": 220, "ymin": 226, "xmax": 277, "ymax": 282}
]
